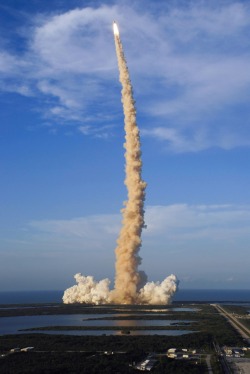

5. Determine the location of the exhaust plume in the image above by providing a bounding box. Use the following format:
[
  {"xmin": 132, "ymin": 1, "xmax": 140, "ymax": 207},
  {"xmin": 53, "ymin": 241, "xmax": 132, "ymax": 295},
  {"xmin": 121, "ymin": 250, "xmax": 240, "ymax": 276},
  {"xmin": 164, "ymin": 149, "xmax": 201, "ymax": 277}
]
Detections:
[
  {"xmin": 110, "ymin": 21, "xmax": 147, "ymax": 304},
  {"xmin": 63, "ymin": 274, "xmax": 110, "ymax": 304},
  {"xmin": 63, "ymin": 22, "xmax": 179, "ymax": 305}
]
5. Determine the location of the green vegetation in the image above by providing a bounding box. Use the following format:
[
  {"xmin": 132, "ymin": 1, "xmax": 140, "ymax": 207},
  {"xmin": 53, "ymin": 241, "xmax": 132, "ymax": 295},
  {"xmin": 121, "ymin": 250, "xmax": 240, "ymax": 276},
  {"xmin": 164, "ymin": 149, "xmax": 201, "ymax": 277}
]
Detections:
[
  {"xmin": 221, "ymin": 305, "xmax": 249, "ymax": 315},
  {"xmin": 0, "ymin": 303, "xmax": 246, "ymax": 373},
  {"xmin": 0, "ymin": 351, "xmax": 208, "ymax": 374},
  {"xmin": 220, "ymin": 304, "xmax": 250, "ymax": 332},
  {"xmin": 13, "ymin": 304, "xmax": 243, "ymax": 347},
  {"xmin": 241, "ymin": 319, "xmax": 250, "ymax": 329},
  {"xmin": 0, "ymin": 303, "xmax": 199, "ymax": 318},
  {"xmin": 0, "ymin": 332, "xmax": 215, "ymax": 352},
  {"xmin": 210, "ymin": 354, "xmax": 224, "ymax": 374}
]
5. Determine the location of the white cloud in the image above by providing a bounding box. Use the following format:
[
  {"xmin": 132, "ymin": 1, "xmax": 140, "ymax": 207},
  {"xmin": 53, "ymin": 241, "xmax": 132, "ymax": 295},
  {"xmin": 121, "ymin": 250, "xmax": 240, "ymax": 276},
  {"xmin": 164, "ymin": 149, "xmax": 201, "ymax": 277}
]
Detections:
[
  {"xmin": 3, "ymin": 203, "xmax": 249, "ymax": 288},
  {"xmin": 142, "ymin": 124, "xmax": 250, "ymax": 153},
  {"xmin": 0, "ymin": 51, "xmax": 28, "ymax": 74},
  {"xmin": 28, "ymin": 203, "xmax": 250, "ymax": 245},
  {"xmin": 1, "ymin": 2, "xmax": 250, "ymax": 151},
  {"xmin": 28, "ymin": 213, "xmax": 121, "ymax": 252},
  {"xmin": 161, "ymin": 2, "xmax": 249, "ymax": 41},
  {"xmin": 32, "ymin": 6, "xmax": 118, "ymax": 74},
  {"xmin": 78, "ymin": 123, "xmax": 114, "ymax": 138},
  {"xmin": 142, "ymin": 127, "xmax": 200, "ymax": 153},
  {"xmin": 144, "ymin": 204, "xmax": 250, "ymax": 241}
]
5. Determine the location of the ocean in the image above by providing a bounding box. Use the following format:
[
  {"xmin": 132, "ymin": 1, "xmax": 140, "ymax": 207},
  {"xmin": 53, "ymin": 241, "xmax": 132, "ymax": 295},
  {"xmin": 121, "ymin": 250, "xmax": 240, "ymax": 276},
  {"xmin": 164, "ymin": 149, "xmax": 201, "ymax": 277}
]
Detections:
[{"xmin": 0, "ymin": 289, "xmax": 249, "ymax": 304}]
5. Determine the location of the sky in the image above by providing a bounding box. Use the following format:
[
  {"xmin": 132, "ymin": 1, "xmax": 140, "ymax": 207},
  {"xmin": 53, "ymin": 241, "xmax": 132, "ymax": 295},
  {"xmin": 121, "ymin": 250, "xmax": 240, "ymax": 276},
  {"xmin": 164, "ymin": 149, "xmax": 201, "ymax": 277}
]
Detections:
[{"xmin": 1, "ymin": 0, "xmax": 250, "ymax": 292}]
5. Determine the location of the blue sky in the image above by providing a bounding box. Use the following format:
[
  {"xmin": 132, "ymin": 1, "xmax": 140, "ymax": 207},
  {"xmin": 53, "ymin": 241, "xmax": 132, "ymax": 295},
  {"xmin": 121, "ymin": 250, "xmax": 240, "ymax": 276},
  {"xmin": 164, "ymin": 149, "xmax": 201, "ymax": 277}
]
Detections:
[{"xmin": 1, "ymin": 0, "xmax": 250, "ymax": 291}]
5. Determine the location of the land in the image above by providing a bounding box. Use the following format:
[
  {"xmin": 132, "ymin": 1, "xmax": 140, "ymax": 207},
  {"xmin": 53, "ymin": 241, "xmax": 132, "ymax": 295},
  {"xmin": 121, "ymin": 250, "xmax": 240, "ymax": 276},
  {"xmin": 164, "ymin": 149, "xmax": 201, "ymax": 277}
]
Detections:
[
  {"xmin": 213, "ymin": 304, "xmax": 250, "ymax": 343},
  {"xmin": 0, "ymin": 302, "xmax": 249, "ymax": 373}
]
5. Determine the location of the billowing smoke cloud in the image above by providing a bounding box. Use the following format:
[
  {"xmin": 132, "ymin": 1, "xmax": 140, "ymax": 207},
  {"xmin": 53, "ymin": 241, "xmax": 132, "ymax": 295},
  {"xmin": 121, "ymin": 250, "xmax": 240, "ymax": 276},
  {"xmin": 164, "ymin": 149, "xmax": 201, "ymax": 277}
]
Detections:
[
  {"xmin": 63, "ymin": 274, "xmax": 110, "ymax": 304},
  {"xmin": 63, "ymin": 273, "xmax": 178, "ymax": 305},
  {"xmin": 138, "ymin": 275, "xmax": 178, "ymax": 305},
  {"xmin": 63, "ymin": 22, "xmax": 178, "ymax": 305}
]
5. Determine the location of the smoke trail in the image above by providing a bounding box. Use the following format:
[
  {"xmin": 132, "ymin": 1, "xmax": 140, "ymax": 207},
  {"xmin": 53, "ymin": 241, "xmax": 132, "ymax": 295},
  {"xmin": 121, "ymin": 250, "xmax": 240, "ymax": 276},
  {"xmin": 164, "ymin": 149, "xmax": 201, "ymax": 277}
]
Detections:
[
  {"xmin": 110, "ymin": 22, "xmax": 147, "ymax": 304},
  {"xmin": 62, "ymin": 22, "xmax": 179, "ymax": 305}
]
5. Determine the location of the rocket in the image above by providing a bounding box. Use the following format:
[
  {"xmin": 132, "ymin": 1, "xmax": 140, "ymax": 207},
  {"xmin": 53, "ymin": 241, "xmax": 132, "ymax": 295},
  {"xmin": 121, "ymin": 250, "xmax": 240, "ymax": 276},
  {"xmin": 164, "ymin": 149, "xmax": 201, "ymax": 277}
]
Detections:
[{"xmin": 113, "ymin": 21, "xmax": 119, "ymax": 36}]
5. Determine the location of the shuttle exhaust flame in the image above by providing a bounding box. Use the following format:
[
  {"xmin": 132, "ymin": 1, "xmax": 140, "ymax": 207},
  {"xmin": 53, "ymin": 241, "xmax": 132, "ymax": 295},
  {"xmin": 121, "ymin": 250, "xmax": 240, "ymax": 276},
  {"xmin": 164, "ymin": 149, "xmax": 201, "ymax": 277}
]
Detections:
[
  {"xmin": 62, "ymin": 22, "xmax": 179, "ymax": 305},
  {"xmin": 113, "ymin": 21, "xmax": 119, "ymax": 36}
]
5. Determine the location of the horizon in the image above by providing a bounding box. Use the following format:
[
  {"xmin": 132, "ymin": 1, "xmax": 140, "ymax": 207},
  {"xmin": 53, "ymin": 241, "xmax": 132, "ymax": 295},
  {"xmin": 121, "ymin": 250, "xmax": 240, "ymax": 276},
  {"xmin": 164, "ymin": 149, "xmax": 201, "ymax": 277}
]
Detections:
[{"xmin": 1, "ymin": 288, "xmax": 250, "ymax": 293}]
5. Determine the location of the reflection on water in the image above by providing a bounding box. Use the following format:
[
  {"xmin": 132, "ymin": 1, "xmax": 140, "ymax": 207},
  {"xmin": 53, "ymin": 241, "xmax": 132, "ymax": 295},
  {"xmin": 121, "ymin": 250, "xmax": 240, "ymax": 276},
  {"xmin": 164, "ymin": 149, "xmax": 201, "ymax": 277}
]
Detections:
[
  {"xmin": 172, "ymin": 308, "xmax": 200, "ymax": 312},
  {"xmin": 114, "ymin": 319, "xmax": 137, "ymax": 328},
  {"xmin": 0, "ymin": 313, "xmax": 196, "ymax": 336},
  {"xmin": 35, "ymin": 330, "xmax": 196, "ymax": 336},
  {"xmin": 113, "ymin": 308, "xmax": 199, "ymax": 313},
  {"xmin": 0, "ymin": 315, "xmax": 84, "ymax": 335},
  {"xmin": 114, "ymin": 309, "xmax": 170, "ymax": 313}
]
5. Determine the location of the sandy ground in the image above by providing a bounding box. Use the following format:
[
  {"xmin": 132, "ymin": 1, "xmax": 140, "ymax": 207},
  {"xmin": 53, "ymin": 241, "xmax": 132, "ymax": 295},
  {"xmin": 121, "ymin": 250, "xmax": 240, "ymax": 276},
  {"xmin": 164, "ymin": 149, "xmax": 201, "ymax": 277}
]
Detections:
[
  {"xmin": 235, "ymin": 362, "xmax": 250, "ymax": 373},
  {"xmin": 231, "ymin": 360, "xmax": 250, "ymax": 374}
]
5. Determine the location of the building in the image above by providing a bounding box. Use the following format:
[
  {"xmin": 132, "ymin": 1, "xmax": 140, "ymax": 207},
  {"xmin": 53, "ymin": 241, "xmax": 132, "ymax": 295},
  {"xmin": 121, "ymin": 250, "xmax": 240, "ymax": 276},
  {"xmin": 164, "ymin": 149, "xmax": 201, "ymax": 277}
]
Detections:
[
  {"xmin": 21, "ymin": 347, "xmax": 34, "ymax": 352},
  {"xmin": 135, "ymin": 358, "xmax": 157, "ymax": 371}
]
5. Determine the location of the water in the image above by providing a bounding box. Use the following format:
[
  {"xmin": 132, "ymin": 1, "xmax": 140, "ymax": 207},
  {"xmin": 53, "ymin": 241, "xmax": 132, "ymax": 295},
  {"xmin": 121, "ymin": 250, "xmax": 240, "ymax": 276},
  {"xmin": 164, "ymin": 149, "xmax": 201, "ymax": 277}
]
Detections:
[
  {"xmin": 1, "ymin": 289, "xmax": 248, "ymax": 337},
  {"xmin": 10, "ymin": 330, "xmax": 195, "ymax": 336},
  {"xmin": 172, "ymin": 308, "xmax": 200, "ymax": 312},
  {"xmin": 0, "ymin": 289, "xmax": 249, "ymax": 305},
  {"xmin": 174, "ymin": 289, "xmax": 250, "ymax": 302},
  {"xmin": 0, "ymin": 291, "xmax": 63, "ymax": 304},
  {"xmin": 0, "ymin": 314, "xmax": 194, "ymax": 335}
]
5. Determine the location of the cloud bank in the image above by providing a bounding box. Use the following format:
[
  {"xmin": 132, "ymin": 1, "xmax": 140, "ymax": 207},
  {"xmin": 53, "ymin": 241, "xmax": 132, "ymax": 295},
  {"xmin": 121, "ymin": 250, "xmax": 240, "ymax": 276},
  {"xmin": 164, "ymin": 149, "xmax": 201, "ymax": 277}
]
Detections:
[
  {"xmin": 28, "ymin": 204, "xmax": 250, "ymax": 282},
  {"xmin": 29, "ymin": 204, "xmax": 250, "ymax": 243},
  {"xmin": 2, "ymin": 204, "xmax": 249, "ymax": 289}
]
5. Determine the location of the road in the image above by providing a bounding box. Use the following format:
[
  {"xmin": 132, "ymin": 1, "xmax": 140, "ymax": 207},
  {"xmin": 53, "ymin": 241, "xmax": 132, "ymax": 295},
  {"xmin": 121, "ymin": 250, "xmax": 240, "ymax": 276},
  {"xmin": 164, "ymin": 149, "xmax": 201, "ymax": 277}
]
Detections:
[
  {"xmin": 212, "ymin": 304, "xmax": 250, "ymax": 344},
  {"xmin": 213, "ymin": 341, "xmax": 231, "ymax": 374},
  {"xmin": 205, "ymin": 354, "xmax": 213, "ymax": 374}
]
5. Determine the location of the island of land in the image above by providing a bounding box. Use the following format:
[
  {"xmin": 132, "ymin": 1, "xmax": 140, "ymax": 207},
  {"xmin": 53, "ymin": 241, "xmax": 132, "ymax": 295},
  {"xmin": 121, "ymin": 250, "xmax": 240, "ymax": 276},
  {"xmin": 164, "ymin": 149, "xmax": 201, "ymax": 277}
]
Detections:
[{"xmin": 0, "ymin": 302, "xmax": 249, "ymax": 373}]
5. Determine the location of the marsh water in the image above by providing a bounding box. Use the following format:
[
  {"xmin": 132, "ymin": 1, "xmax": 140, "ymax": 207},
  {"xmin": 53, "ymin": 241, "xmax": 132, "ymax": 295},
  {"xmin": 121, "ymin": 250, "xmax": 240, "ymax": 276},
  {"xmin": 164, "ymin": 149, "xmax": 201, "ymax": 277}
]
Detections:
[{"xmin": 0, "ymin": 313, "xmax": 196, "ymax": 336}]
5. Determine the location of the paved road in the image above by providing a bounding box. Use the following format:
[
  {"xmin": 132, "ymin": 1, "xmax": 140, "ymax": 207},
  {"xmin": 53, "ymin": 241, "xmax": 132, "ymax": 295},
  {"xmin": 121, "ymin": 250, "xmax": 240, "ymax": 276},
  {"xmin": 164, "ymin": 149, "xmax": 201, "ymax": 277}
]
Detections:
[
  {"xmin": 212, "ymin": 304, "xmax": 250, "ymax": 344},
  {"xmin": 227, "ymin": 357, "xmax": 250, "ymax": 374}
]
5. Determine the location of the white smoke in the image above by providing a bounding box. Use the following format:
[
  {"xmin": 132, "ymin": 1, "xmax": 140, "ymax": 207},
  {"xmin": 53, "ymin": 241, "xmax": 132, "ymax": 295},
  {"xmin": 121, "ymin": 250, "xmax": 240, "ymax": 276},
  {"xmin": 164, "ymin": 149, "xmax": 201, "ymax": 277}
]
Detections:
[
  {"xmin": 63, "ymin": 273, "xmax": 179, "ymax": 305},
  {"xmin": 63, "ymin": 273, "xmax": 111, "ymax": 304},
  {"xmin": 138, "ymin": 274, "xmax": 179, "ymax": 305}
]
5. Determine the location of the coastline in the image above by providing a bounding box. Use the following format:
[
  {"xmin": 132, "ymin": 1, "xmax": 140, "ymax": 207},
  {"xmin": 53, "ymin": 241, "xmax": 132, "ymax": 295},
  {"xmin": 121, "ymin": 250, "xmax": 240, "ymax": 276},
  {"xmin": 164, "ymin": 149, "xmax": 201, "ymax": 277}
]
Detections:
[{"xmin": 0, "ymin": 289, "xmax": 249, "ymax": 305}]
